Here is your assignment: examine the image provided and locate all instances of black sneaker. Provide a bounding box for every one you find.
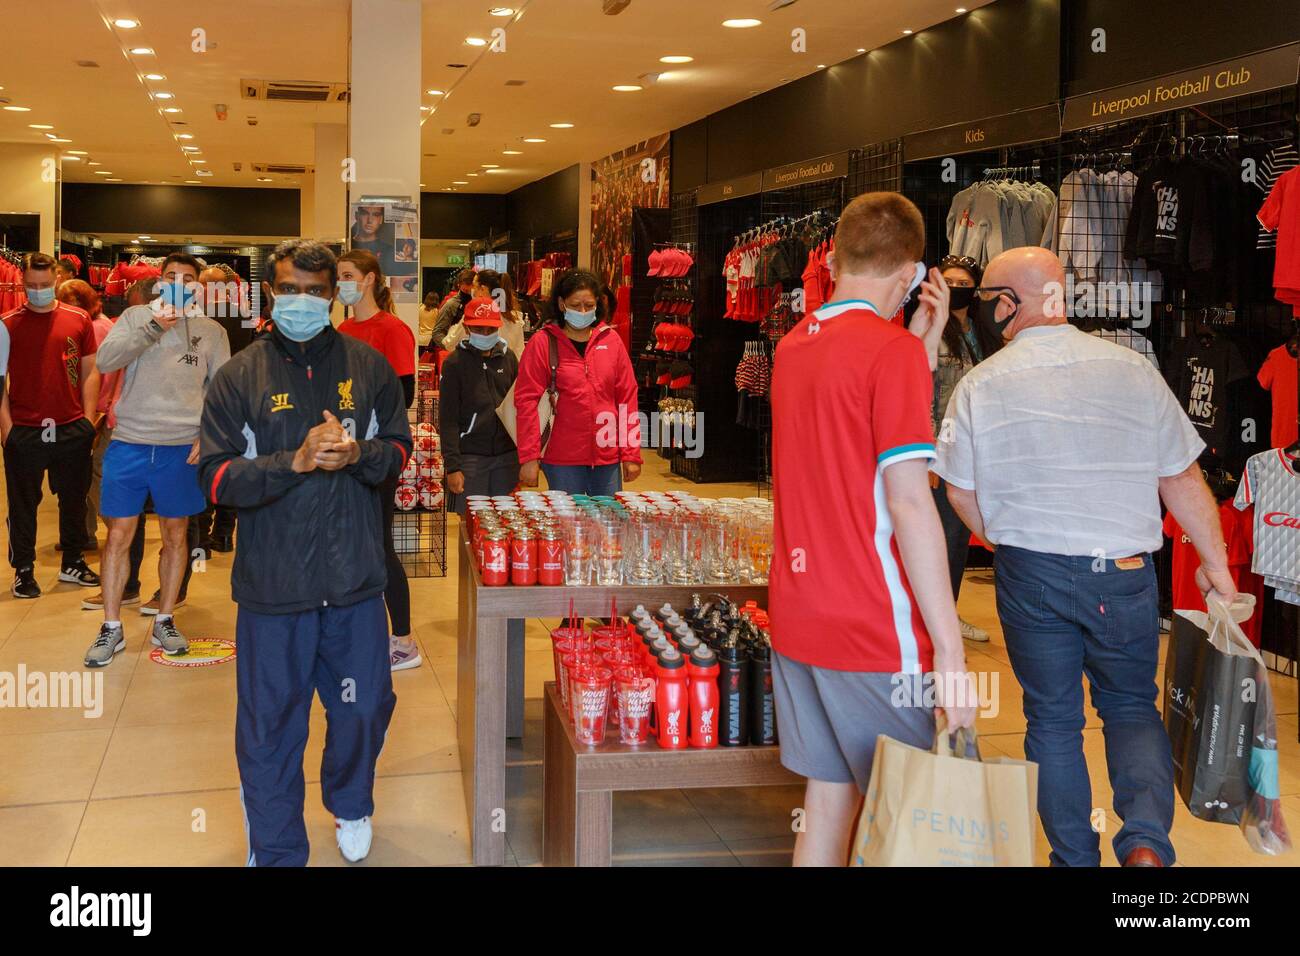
[209,533,234,553]
[12,566,41,599]
[59,559,101,588]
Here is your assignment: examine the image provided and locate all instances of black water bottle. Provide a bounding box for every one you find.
[747,632,777,746]
[717,632,749,747]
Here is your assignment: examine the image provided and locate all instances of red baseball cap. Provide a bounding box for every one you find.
[463,296,503,328]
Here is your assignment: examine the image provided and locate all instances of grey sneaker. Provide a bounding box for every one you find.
[960,618,991,643]
[150,617,189,655]
[85,623,126,668]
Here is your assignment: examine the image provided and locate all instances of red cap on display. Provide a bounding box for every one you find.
[463,296,503,328]
[647,249,664,276]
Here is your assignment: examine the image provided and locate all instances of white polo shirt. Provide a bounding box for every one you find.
[933,324,1204,558]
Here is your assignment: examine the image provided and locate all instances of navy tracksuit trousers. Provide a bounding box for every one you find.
[235,596,396,866]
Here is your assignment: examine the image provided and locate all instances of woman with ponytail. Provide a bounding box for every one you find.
[337,249,420,671]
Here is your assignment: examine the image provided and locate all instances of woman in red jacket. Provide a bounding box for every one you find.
[515,269,641,495]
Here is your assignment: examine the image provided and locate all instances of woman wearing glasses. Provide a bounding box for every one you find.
[932,255,990,643]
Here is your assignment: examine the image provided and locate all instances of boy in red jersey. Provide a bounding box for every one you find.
[769,192,975,866]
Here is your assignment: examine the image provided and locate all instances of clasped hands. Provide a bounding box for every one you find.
[292,410,360,473]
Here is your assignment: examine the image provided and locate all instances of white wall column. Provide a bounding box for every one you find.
[0,143,60,253]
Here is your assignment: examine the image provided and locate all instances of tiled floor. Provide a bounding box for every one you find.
[0,457,1296,867]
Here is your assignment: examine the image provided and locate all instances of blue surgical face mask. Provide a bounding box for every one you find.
[158,280,197,310]
[272,293,333,342]
[468,331,500,351]
[26,286,55,308]
[564,308,597,330]
[337,280,364,307]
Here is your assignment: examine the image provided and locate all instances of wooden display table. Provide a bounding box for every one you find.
[455,525,771,866]
[542,682,799,866]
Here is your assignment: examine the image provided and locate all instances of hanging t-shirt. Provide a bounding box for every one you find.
[1125,158,1216,273]
[1163,503,1265,647]
[1258,342,1299,450]
[1165,334,1250,457]
[1234,448,1300,589]
[1258,166,1300,300]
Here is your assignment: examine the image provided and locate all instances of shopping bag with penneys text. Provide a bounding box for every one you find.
[1162,595,1291,855]
[851,721,1038,866]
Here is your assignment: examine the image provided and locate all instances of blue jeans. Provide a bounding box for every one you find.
[540,463,622,497]
[994,545,1174,867]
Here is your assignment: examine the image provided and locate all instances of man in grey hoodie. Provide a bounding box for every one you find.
[84,253,230,667]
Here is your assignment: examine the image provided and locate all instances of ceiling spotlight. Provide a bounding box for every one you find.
[503,148,522,155]
[453,180,469,185]
[88,161,101,166]
[144,73,165,81]
[29,124,54,129]
[153,92,174,99]
[61,155,81,161]
[522,137,546,143]
[466,173,479,177]
[113,18,140,28]
[817,64,826,68]
[67,149,88,155]
[426,89,445,96]
[129,47,153,55]
[465,36,488,46]
[176,133,193,139]
[106,178,123,182]
[488,6,516,15]
[185,180,200,184]
[612,85,642,92]
[483,169,507,174]
[956,7,968,11]
[3,105,31,112]
[162,107,181,113]
[50,137,72,143]
[94,170,113,175]
[903,29,914,35]
[722,18,762,28]
[481,163,500,168]
[257,177,272,182]
[549,122,574,129]
[660,55,693,64]
[857,47,866,53]
[182,146,200,152]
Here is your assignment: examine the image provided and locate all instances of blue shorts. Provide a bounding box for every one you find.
[101,441,205,519]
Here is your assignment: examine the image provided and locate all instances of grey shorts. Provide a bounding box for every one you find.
[772,651,935,792]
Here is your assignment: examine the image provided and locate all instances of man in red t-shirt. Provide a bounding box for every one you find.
[1,252,102,598]
[769,192,974,866]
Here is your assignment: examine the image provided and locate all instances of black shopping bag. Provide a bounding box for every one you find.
[1162,597,1291,854]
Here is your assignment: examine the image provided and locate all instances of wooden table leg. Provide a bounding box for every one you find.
[458,580,508,865]
[574,790,613,867]
[506,617,525,739]
[543,688,613,867]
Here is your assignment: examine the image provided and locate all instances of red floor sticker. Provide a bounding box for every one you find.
[149,638,236,668]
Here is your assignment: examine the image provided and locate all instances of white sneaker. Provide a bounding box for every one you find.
[390,635,422,672]
[336,816,372,862]
[960,618,990,643]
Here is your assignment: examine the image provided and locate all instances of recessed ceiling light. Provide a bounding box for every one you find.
[3,106,31,112]
[67,150,88,155]
[903,29,914,35]
[50,137,72,143]
[106,178,123,182]
[483,169,507,174]
[426,89,445,96]
[61,155,81,161]
[660,55,693,64]
[88,161,101,166]
[488,7,516,15]
[196,170,212,176]
[481,164,500,168]
[162,107,181,113]
[722,18,762,28]
[817,64,826,69]
[466,173,479,177]
[612,85,642,92]
[113,18,140,29]
[94,170,113,175]
[453,181,469,185]
[185,180,200,184]
[144,73,165,81]
[129,47,153,55]
[153,92,174,99]
[419,182,425,187]
[176,133,193,140]
[502,148,522,155]
[465,36,488,46]
[28,124,54,129]
[522,137,546,143]
[182,146,200,151]
[138,236,151,240]
[257,177,272,182]
[549,122,574,129]
[956,7,968,12]
[857,48,866,53]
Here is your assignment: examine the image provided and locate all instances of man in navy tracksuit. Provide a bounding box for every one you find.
[199,240,412,866]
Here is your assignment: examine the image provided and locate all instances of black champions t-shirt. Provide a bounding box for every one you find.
[1166,334,1250,457]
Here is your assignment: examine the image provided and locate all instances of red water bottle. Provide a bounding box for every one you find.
[655,647,689,750]
[687,645,720,749]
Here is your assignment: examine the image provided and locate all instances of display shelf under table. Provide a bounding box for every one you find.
[455,525,771,866]
[541,682,797,866]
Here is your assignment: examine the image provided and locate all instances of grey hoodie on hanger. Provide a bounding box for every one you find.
[96,302,231,445]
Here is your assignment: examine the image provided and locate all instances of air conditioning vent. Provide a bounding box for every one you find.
[252,163,314,175]
[241,80,349,103]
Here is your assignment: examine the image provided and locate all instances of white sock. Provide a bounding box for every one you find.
[156,614,173,623]
[104,620,121,628]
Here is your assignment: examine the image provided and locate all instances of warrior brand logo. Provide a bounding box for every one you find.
[1263,512,1300,529]
[270,393,294,413]
[337,378,356,411]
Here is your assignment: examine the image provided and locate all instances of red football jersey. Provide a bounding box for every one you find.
[338,310,416,377]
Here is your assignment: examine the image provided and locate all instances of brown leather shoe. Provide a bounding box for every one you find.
[1123,847,1165,867]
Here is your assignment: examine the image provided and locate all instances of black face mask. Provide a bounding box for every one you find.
[948,287,976,312]
[459,290,472,304]
[973,288,1021,356]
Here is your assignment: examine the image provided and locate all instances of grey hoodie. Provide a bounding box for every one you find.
[96,303,231,445]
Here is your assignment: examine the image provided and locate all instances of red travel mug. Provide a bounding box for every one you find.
[615,667,656,746]
[654,647,690,750]
[481,530,510,587]
[510,531,538,586]
[537,532,564,585]
[687,646,720,749]
[569,666,613,746]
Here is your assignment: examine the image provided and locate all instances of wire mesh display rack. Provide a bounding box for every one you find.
[393,382,447,577]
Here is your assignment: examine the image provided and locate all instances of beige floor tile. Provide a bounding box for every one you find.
[0,728,113,806]
[115,658,238,727]
[0,801,86,865]
[93,718,240,799]
[68,789,249,866]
